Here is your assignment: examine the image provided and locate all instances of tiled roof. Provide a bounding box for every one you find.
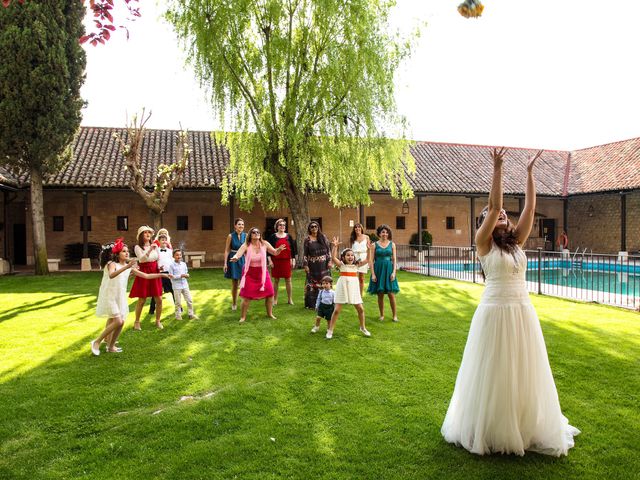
[409,142,569,196]
[0,166,19,188]
[15,127,229,189]
[3,127,640,196]
[568,138,640,194]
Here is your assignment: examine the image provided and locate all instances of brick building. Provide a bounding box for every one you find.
[1,128,639,269]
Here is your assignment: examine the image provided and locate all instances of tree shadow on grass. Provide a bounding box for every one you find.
[0,272,102,295]
[0,294,93,324]
[0,271,638,479]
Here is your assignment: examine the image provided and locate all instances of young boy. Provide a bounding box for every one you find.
[311,276,335,334]
[167,249,198,320]
[149,229,174,315]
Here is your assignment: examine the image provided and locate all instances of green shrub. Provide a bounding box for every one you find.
[409,230,433,247]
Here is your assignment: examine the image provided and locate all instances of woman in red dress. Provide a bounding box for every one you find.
[267,218,297,305]
[129,225,164,330]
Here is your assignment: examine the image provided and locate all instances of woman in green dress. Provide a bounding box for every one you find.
[368,224,399,322]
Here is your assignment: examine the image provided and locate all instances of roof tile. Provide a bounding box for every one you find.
[3,127,640,196]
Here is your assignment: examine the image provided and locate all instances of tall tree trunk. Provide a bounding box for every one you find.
[283,180,310,266]
[30,167,48,275]
[150,210,163,232]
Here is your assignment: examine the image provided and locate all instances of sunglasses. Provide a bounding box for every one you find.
[310,225,318,229]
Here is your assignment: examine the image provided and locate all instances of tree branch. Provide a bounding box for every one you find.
[114,109,154,207]
[203,11,267,145]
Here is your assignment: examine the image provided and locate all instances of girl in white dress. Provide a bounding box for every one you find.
[350,223,371,297]
[441,147,580,456]
[90,239,169,356]
[326,237,370,339]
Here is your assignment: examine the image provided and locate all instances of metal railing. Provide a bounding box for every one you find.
[396,244,640,310]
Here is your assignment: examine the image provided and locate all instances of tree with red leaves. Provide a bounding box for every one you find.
[2,0,140,45]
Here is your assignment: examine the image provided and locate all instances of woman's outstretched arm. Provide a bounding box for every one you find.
[476,147,508,255]
[230,243,248,262]
[514,150,543,244]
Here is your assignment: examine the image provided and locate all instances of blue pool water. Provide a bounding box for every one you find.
[422,259,640,296]
[429,260,640,275]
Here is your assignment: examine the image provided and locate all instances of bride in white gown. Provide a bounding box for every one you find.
[441,147,580,456]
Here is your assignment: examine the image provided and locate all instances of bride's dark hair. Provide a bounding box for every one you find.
[477,206,518,254]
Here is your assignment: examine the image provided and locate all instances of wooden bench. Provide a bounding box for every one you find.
[48,258,61,272]
[185,251,206,268]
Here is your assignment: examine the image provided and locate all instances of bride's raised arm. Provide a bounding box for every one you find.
[514,150,542,245]
[476,147,507,255]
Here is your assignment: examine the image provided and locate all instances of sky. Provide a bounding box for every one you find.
[80,0,640,151]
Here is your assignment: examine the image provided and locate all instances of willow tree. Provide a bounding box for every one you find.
[167,0,416,256]
[0,0,85,274]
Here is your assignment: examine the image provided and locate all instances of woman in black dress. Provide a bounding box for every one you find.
[302,221,332,309]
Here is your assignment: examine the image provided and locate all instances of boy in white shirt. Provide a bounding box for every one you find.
[149,230,174,315]
[168,249,198,320]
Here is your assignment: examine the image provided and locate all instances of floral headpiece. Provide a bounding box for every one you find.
[112,237,125,254]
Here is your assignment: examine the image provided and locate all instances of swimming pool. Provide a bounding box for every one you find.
[427,259,640,274]
[422,259,640,298]
[397,243,640,308]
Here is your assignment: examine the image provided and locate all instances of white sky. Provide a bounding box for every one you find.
[80,0,640,151]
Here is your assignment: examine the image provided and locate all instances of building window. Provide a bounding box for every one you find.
[446,216,455,230]
[177,215,189,231]
[310,217,322,231]
[396,216,406,230]
[53,216,64,232]
[365,216,376,230]
[421,216,428,229]
[265,217,279,238]
[80,216,92,231]
[117,216,128,231]
[202,215,213,231]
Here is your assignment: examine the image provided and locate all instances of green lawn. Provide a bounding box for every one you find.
[0,270,638,480]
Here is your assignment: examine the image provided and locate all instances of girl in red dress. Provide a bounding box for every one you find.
[230,227,286,323]
[129,225,164,330]
[267,218,297,305]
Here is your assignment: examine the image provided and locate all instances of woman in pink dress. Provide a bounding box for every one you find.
[129,225,164,330]
[230,227,286,323]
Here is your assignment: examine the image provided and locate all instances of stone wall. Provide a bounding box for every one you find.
[567,191,640,254]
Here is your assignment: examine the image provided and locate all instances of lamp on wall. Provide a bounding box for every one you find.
[587,204,594,217]
[401,201,409,214]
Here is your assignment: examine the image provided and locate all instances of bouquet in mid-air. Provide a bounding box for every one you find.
[458,0,484,18]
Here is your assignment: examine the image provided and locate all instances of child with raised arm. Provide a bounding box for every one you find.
[168,249,198,320]
[91,238,169,356]
[325,237,370,339]
[311,276,335,334]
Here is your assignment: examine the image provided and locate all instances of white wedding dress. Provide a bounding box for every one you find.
[441,243,580,456]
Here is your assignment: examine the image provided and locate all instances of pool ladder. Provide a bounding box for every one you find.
[571,248,588,272]
[570,248,594,285]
